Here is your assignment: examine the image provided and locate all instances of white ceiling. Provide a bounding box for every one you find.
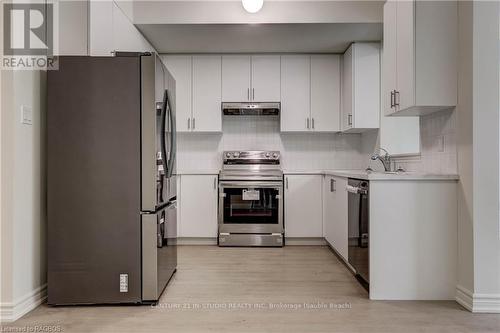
[137,23,382,54]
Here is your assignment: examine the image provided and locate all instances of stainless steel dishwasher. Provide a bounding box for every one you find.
[347,178,369,288]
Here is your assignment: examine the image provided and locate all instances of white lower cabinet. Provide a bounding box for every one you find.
[284,175,323,238]
[323,176,348,260]
[178,175,218,238]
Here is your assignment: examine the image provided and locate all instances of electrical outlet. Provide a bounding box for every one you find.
[21,105,32,125]
[119,274,128,293]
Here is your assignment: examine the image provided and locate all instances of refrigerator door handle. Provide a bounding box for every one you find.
[165,90,176,178]
[160,90,169,178]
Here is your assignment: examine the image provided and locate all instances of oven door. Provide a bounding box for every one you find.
[219,181,283,234]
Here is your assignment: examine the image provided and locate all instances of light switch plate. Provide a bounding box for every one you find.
[21,105,32,125]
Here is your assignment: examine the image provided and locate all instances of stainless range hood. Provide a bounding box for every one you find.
[222,102,280,116]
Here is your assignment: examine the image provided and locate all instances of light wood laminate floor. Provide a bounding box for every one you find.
[5,246,500,332]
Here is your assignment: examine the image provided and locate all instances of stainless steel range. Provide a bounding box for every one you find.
[218,151,284,247]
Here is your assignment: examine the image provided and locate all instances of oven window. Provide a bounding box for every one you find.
[223,187,279,224]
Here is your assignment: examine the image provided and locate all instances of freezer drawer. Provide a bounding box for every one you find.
[142,201,177,302]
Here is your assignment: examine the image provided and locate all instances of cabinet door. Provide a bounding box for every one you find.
[323,176,335,243]
[251,55,281,102]
[164,55,192,132]
[396,0,415,111]
[383,0,398,116]
[179,175,218,238]
[222,55,251,102]
[311,55,341,132]
[353,43,380,129]
[89,0,113,56]
[280,55,311,132]
[284,175,323,237]
[330,177,348,260]
[192,55,222,132]
[341,46,353,131]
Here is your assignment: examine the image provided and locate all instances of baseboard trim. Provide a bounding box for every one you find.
[0,284,47,322]
[285,237,326,246]
[456,285,474,311]
[456,285,500,313]
[177,237,218,245]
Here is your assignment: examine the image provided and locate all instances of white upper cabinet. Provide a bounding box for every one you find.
[341,43,381,132]
[89,1,112,56]
[192,55,222,132]
[164,55,222,133]
[89,1,155,56]
[281,55,341,132]
[222,55,251,102]
[280,55,311,132]
[163,55,192,133]
[384,0,457,116]
[311,55,341,132]
[251,55,281,102]
[222,55,281,102]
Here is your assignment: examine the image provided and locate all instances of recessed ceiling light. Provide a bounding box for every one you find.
[242,0,264,14]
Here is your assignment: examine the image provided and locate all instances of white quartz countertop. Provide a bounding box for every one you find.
[283,169,459,181]
[177,169,459,180]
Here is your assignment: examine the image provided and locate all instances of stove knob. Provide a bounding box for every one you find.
[265,152,271,158]
[226,152,232,158]
[273,153,279,159]
[234,152,240,158]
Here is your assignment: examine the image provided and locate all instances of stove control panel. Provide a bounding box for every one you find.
[223,151,281,164]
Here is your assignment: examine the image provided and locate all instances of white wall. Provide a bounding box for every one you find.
[471,0,500,308]
[454,0,500,313]
[456,0,474,302]
[0,70,47,322]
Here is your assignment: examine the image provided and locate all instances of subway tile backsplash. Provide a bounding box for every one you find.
[177,109,458,174]
[177,116,369,172]
[392,108,458,174]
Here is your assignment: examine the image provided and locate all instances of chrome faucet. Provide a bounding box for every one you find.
[371,148,392,172]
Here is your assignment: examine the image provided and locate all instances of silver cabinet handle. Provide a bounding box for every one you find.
[312,118,315,129]
[348,114,352,126]
[306,118,310,129]
[330,178,336,192]
[192,117,195,130]
[394,90,400,107]
[285,177,289,189]
[252,88,255,100]
[390,90,395,108]
[187,118,191,129]
[214,176,217,189]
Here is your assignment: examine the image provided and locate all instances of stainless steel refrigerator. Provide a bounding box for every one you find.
[47,53,177,305]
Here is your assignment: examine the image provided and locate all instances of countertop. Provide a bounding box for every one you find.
[177,169,459,181]
[283,169,460,181]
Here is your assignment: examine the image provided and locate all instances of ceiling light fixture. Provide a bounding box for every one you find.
[242,0,264,14]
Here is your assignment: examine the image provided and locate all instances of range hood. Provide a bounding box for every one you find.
[222,102,280,116]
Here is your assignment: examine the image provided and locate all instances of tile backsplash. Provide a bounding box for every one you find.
[392,108,458,174]
[177,109,458,174]
[177,116,369,172]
